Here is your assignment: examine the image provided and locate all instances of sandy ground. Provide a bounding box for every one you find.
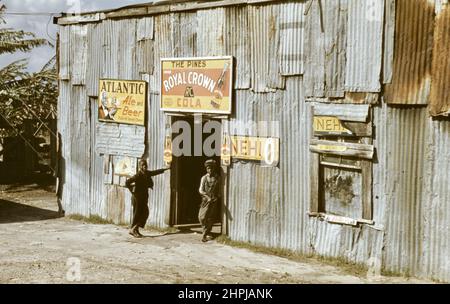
[0,183,433,284]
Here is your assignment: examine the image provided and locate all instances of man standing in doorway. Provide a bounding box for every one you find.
[126,159,170,238]
[198,159,220,242]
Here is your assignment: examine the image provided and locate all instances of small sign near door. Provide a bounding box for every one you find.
[160,57,233,114]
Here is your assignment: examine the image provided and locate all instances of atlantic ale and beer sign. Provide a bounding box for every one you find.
[160,57,233,114]
[98,79,147,125]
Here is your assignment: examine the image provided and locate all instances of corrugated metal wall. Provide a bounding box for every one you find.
[58,0,450,282]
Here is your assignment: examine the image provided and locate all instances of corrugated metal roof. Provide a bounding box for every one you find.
[279,2,304,76]
[430,5,450,116]
[385,0,435,104]
[344,0,384,92]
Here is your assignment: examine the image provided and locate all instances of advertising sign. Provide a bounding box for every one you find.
[160,57,233,114]
[98,79,147,125]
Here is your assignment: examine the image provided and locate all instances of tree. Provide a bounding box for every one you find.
[0,4,57,137]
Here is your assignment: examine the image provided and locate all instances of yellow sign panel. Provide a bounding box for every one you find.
[229,136,279,167]
[313,116,352,135]
[160,57,233,114]
[317,145,347,152]
[98,79,147,125]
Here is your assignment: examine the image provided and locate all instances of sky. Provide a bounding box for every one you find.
[1,0,148,72]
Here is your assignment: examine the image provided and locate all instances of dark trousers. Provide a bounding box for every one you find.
[198,198,217,237]
[131,195,149,228]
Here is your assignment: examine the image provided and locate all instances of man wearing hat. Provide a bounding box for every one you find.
[125,159,170,238]
[198,159,221,242]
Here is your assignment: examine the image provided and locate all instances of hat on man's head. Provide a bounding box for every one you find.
[204,159,217,168]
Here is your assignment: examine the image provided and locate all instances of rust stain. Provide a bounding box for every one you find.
[430,6,450,116]
[344,92,379,105]
[385,0,435,105]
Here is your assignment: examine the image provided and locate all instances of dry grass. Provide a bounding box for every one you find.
[216,235,368,277]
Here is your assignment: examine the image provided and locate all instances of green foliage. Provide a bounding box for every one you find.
[0,5,57,137]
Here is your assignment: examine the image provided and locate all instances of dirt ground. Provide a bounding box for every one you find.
[0,183,433,284]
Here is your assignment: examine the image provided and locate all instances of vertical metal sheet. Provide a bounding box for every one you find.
[383,0,396,84]
[197,8,226,56]
[385,0,435,104]
[324,0,347,97]
[70,25,88,85]
[430,5,450,116]
[279,77,311,253]
[89,98,106,219]
[345,0,384,92]
[382,107,428,276]
[172,12,197,57]
[86,23,103,96]
[225,6,251,89]
[249,4,285,92]
[146,93,171,228]
[68,86,91,216]
[279,2,305,76]
[422,119,450,282]
[59,26,70,80]
[304,0,325,97]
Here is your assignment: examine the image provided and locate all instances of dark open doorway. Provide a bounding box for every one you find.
[170,115,222,228]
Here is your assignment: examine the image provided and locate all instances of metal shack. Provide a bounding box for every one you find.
[55,0,450,282]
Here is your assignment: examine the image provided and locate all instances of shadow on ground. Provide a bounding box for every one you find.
[0,199,61,224]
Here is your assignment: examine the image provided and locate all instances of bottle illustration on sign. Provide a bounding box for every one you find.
[164,134,172,166]
[221,131,231,166]
[211,62,229,109]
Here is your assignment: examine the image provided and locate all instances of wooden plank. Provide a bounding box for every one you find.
[313,103,369,122]
[105,7,149,19]
[310,106,320,213]
[57,13,104,25]
[361,136,373,220]
[310,139,374,160]
[361,159,373,220]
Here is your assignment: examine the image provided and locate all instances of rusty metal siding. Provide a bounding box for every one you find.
[304,0,325,97]
[344,0,384,92]
[249,4,285,93]
[430,5,450,116]
[225,6,251,89]
[136,17,155,75]
[385,0,435,104]
[102,19,138,80]
[197,8,226,56]
[279,2,304,76]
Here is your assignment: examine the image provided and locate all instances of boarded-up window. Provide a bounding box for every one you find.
[310,104,373,224]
